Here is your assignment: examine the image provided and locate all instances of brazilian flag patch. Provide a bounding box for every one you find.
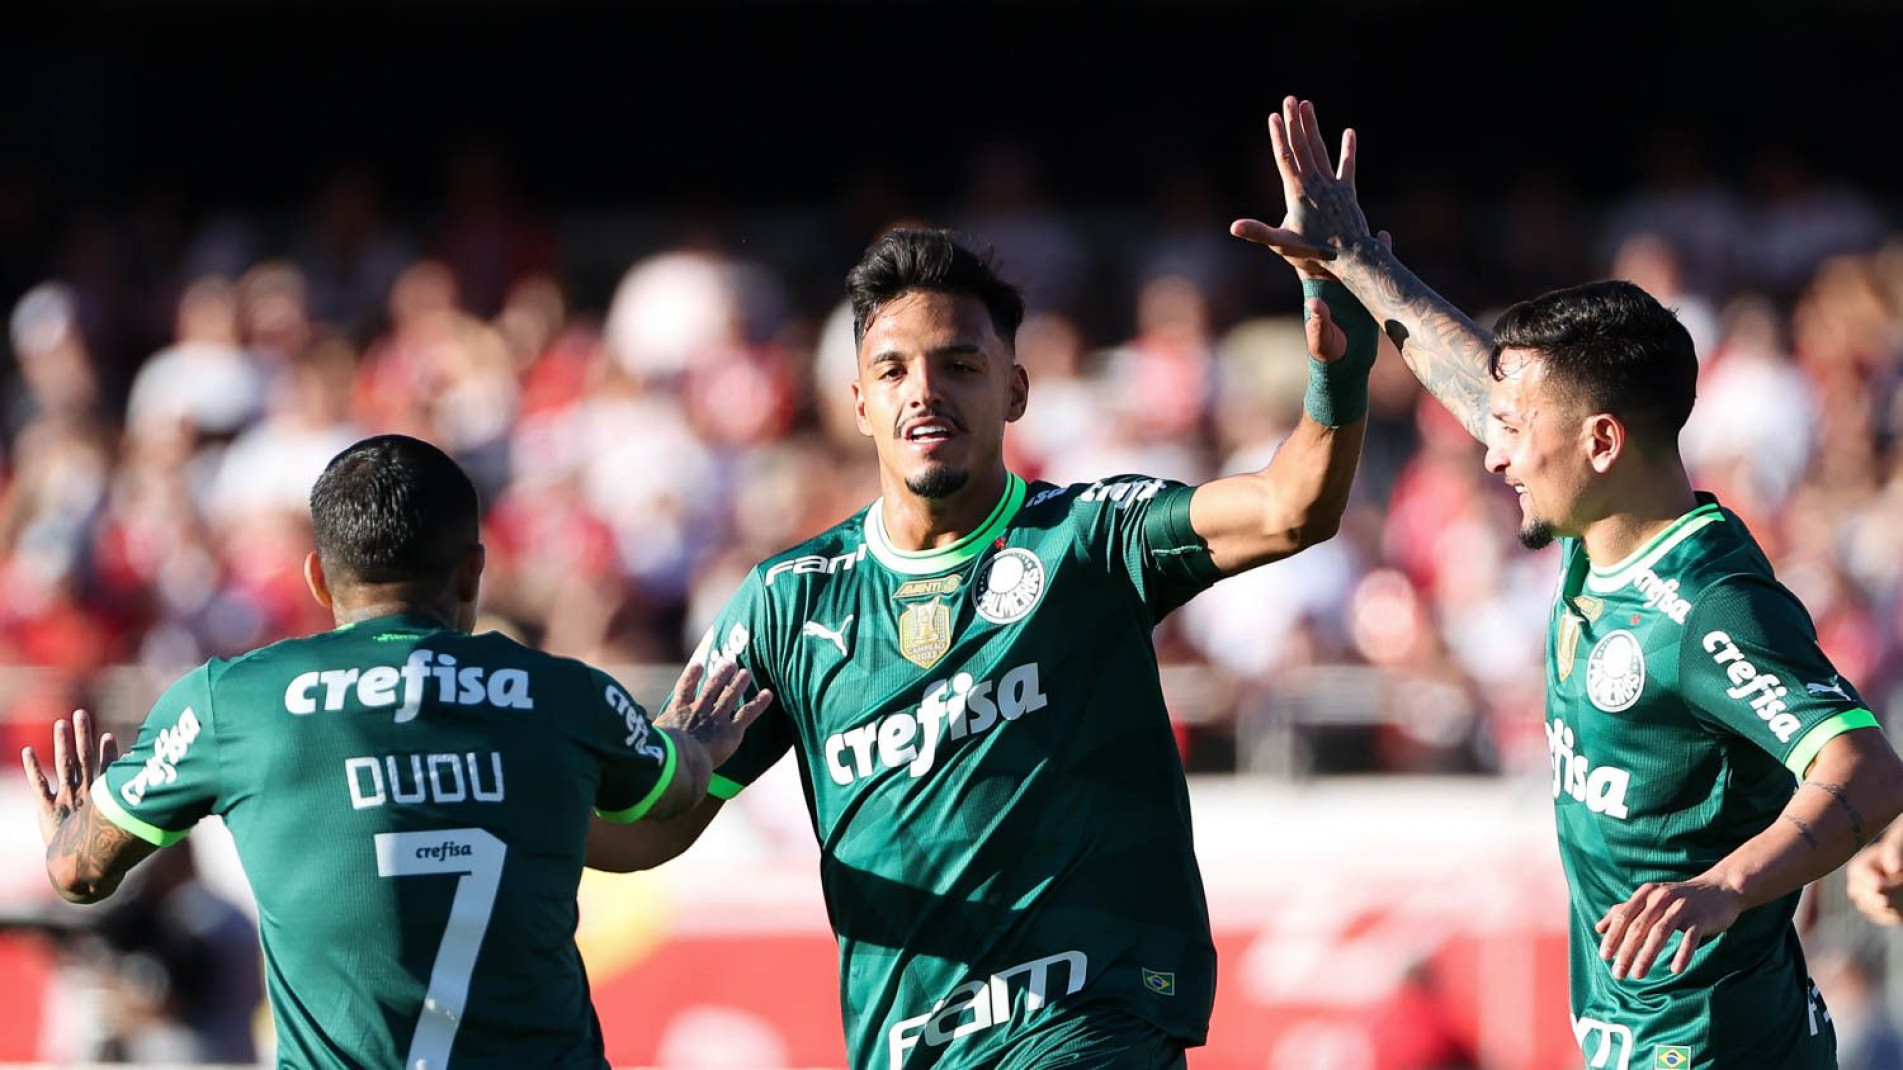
[1654,1046,1692,1069]
[1141,969,1175,996]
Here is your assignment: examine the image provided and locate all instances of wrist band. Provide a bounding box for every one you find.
[1301,278,1377,427]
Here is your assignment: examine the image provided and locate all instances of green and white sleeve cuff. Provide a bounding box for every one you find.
[597,731,680,824]
[90,778,193,847]
[1785,708,1881,778]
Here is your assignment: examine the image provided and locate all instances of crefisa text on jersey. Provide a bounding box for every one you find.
[1632,567,1692,624]
[1703,630,1804,742]
[1547,716,1632,819]
[283,649,535,723]
[825,663,1049,785]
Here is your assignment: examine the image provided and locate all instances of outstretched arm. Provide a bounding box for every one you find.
[587,796,728,873]
[1231,97,1495,442]
[24,711,156,904]
[1188,287,1368,575]
[1331,242,1494,442]
[588,660,769,872]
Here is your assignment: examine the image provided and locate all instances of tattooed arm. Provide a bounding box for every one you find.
[1595,729,1903,980]
[1331,242,1494,441]
[1231,96,1495,441]
[23,711,157,903]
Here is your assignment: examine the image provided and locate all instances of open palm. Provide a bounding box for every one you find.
[1231,97,1375,272]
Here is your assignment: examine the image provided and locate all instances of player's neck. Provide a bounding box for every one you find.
[330,597,460,631]
[1579,464,1701,570]
[878,467,1011,552]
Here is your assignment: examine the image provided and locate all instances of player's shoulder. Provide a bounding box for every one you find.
[1021,474,1183,524]
[1682,570,1811,638]
[1583,500,1764,619]
[461,625,571,666]
[204,627,346,690]
[1649,504,1777,605]
[1065,474,1182,509]
[750,503,875,593]
[218,621,590,696]
[452,628,616,696]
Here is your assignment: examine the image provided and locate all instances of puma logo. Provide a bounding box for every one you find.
[802,615,854,657]
[1806,676,1852,703]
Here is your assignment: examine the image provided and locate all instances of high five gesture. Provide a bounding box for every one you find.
[1230,97,1373,270]
[1232,96,1495,440]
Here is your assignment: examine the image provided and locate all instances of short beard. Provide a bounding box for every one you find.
[905,465,969,500]
[1519,519,1556,551]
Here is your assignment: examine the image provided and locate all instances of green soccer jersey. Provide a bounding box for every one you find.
[692,473,1221,1070]
[1547,496,1871,1070]
[93,612,679,1070]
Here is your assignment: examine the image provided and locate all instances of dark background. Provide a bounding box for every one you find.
[6,1,1900,213]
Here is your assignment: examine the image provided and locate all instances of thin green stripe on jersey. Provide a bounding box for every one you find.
[1549,494,1858,1069]
[95,613,675,1069]
[692,473,1221,1070]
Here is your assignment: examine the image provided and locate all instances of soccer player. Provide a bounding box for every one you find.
[1233,97,1903,1068]
[22,434,770,1069]
[586,226,1379,1068]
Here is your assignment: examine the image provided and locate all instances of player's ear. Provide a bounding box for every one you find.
[304,552,335,612]
[456,544,486,603]
[851,377,873,438]
[1586,412,1624,474]
[454,544,485,632]
[1006,359,1028,424]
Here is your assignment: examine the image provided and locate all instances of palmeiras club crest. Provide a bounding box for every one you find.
[1585,629,1647,712]
[973,548,1046,625]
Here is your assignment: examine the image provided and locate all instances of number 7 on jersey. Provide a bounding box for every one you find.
[374,829,507,1070]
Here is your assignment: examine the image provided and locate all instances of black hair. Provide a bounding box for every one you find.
[1489,280,1698,443]
[309,434,479,589]
[846,228,1025,348]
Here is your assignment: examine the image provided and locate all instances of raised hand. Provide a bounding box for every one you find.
[23,709,118,848]
[1231,97,1374,268]
[657,659,774,769]
[23,708,152,903]
[1229,96,1496,442]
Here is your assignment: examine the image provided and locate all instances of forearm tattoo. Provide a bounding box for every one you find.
[1337,246,1494,441]
[48,807,136,891]
[1782,813,1821,849]
[1804,779,1868,844]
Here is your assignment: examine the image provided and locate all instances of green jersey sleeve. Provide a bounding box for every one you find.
[690,570,793,799]
[588,667,682,823]
[92,663,221,847]
[1072,475,1222,622]
[1680,575,1878,776]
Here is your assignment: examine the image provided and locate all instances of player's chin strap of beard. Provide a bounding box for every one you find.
[1301,278,1379,427]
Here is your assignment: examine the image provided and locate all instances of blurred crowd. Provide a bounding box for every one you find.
[0,125,1902,1068]
[0,138,1899,791]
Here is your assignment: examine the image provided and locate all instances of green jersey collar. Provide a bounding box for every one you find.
[863,473,1026,576]
[1584,495,1724,594]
